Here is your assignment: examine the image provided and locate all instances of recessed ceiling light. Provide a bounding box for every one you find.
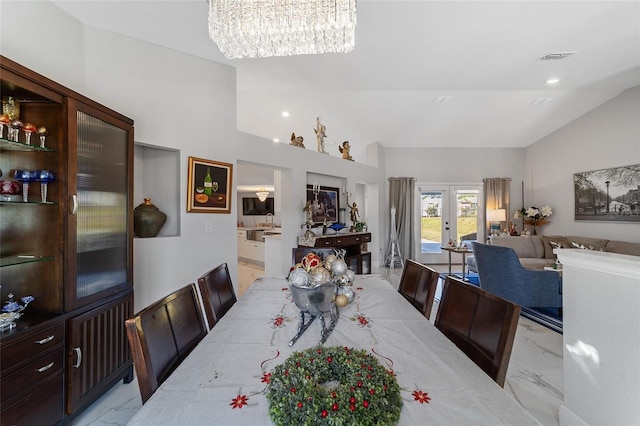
[281,111,290,117]
[547,78,560,85]
[273,138,280,143]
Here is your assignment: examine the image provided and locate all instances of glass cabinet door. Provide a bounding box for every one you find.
[67,100,133,309]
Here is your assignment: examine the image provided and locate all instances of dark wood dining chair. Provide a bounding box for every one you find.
[292,247,337,264]
[125,283,207,403]
[434,276,521,387]
[397,259,439,319]
[197,263,237,329]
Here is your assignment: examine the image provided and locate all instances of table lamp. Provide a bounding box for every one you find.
[488,209,506,235]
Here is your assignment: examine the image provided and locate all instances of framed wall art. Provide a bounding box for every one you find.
[574,164,640,222]
[306,185,340,224]
[187,156,233,213]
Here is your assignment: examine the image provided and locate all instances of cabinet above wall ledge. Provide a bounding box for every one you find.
[0,55,135,425]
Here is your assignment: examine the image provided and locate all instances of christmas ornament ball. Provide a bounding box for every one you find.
[335,294,349,307]
[308,266,332,286]
[288,267,310,287]
[331,259,348,276]
[346,269,356,283]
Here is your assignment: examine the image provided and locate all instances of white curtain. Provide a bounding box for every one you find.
[483,178,511,235]
[385,177,416,263]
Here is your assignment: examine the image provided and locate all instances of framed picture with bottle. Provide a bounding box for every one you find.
[187,156,233,213]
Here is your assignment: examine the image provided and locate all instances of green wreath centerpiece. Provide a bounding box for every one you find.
[267,345,402,426]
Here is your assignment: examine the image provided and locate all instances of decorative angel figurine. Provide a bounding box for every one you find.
[290,132,305,148]
[338,141,353,161]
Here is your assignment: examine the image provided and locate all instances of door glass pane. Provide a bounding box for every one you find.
[456,190,479,243]
[76,111,128,298]
[420,191,443,253]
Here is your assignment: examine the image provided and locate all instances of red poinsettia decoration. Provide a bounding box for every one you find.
[261,372,271,384]
[412,389,431,404]
[230,394,249,409]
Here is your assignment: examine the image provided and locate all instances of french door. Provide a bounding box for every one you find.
[415,184,483,264]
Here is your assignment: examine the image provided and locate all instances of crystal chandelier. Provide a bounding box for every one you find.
[208,0,357,59]
[256,189,270,202]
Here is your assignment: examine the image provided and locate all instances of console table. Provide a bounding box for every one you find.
[299,232,371,274]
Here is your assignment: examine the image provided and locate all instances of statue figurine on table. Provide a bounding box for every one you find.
[348,201,359,232]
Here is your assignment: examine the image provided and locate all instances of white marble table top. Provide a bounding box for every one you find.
[127,274,539,425]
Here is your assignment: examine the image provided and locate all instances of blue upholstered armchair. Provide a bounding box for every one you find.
[471,242,562,309]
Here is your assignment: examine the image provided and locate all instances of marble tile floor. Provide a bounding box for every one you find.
[71,263,563,426]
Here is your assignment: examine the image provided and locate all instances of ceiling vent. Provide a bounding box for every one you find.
[540,52,578,61]
[433,96,453,104]
[530,98,553,106]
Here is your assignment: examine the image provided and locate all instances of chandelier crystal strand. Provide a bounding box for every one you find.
[209,0,357,59]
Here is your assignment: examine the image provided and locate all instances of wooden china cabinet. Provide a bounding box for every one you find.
[0,56,134,425]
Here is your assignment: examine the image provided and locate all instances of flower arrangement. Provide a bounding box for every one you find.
[266,345,402,426]
[514,205,552,234]
[2,293,35,313]
[0,293,35,331]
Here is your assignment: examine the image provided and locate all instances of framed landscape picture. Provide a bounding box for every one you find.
[306,185,339,224]
[574,164,640,222]
[187,156,233,213]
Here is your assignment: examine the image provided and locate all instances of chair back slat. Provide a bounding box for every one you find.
[435,276,520,387]
[125,283,207,403]
[197,263,237,329]
[398,259,439,319]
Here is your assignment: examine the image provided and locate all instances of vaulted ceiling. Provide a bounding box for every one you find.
[51,1,640,162]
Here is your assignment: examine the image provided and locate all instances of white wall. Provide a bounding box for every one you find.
[3,2,637,312]
[1,1,385,310]
[382,147,527,249]
[525,87,640,242]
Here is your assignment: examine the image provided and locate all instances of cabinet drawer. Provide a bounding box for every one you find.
[356,233,371,243]
[1,372,64,426]
[1,323,65,369]
[1,344,64,399]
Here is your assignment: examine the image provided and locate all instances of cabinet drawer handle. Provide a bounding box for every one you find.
[70,194,78,215]
[73,347,82,368]
[36,362,55,373]
[35,335,55,345]
[355,237,360,241]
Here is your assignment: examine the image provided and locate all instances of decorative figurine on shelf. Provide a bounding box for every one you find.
[509,222,519,236]
[313,116,327,153]
[347,201,359,231]
[289,132,305,148]
[338,140,353,161]
[301,200,315,238]
[0,293,35,331]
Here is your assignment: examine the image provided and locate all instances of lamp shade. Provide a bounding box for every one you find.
[487,209,506,222]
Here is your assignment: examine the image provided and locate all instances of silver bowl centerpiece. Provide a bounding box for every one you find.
[287,279,338,346]
[287,249,357,347]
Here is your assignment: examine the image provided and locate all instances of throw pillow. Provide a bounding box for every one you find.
[540,236,572,259]
[571,240,606,251]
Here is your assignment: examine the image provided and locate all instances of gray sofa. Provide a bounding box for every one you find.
[468,235,640,272]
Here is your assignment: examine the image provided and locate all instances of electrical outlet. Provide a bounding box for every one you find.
[205,222,213,233]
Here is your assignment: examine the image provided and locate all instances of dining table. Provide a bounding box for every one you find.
[126,274,539,425]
